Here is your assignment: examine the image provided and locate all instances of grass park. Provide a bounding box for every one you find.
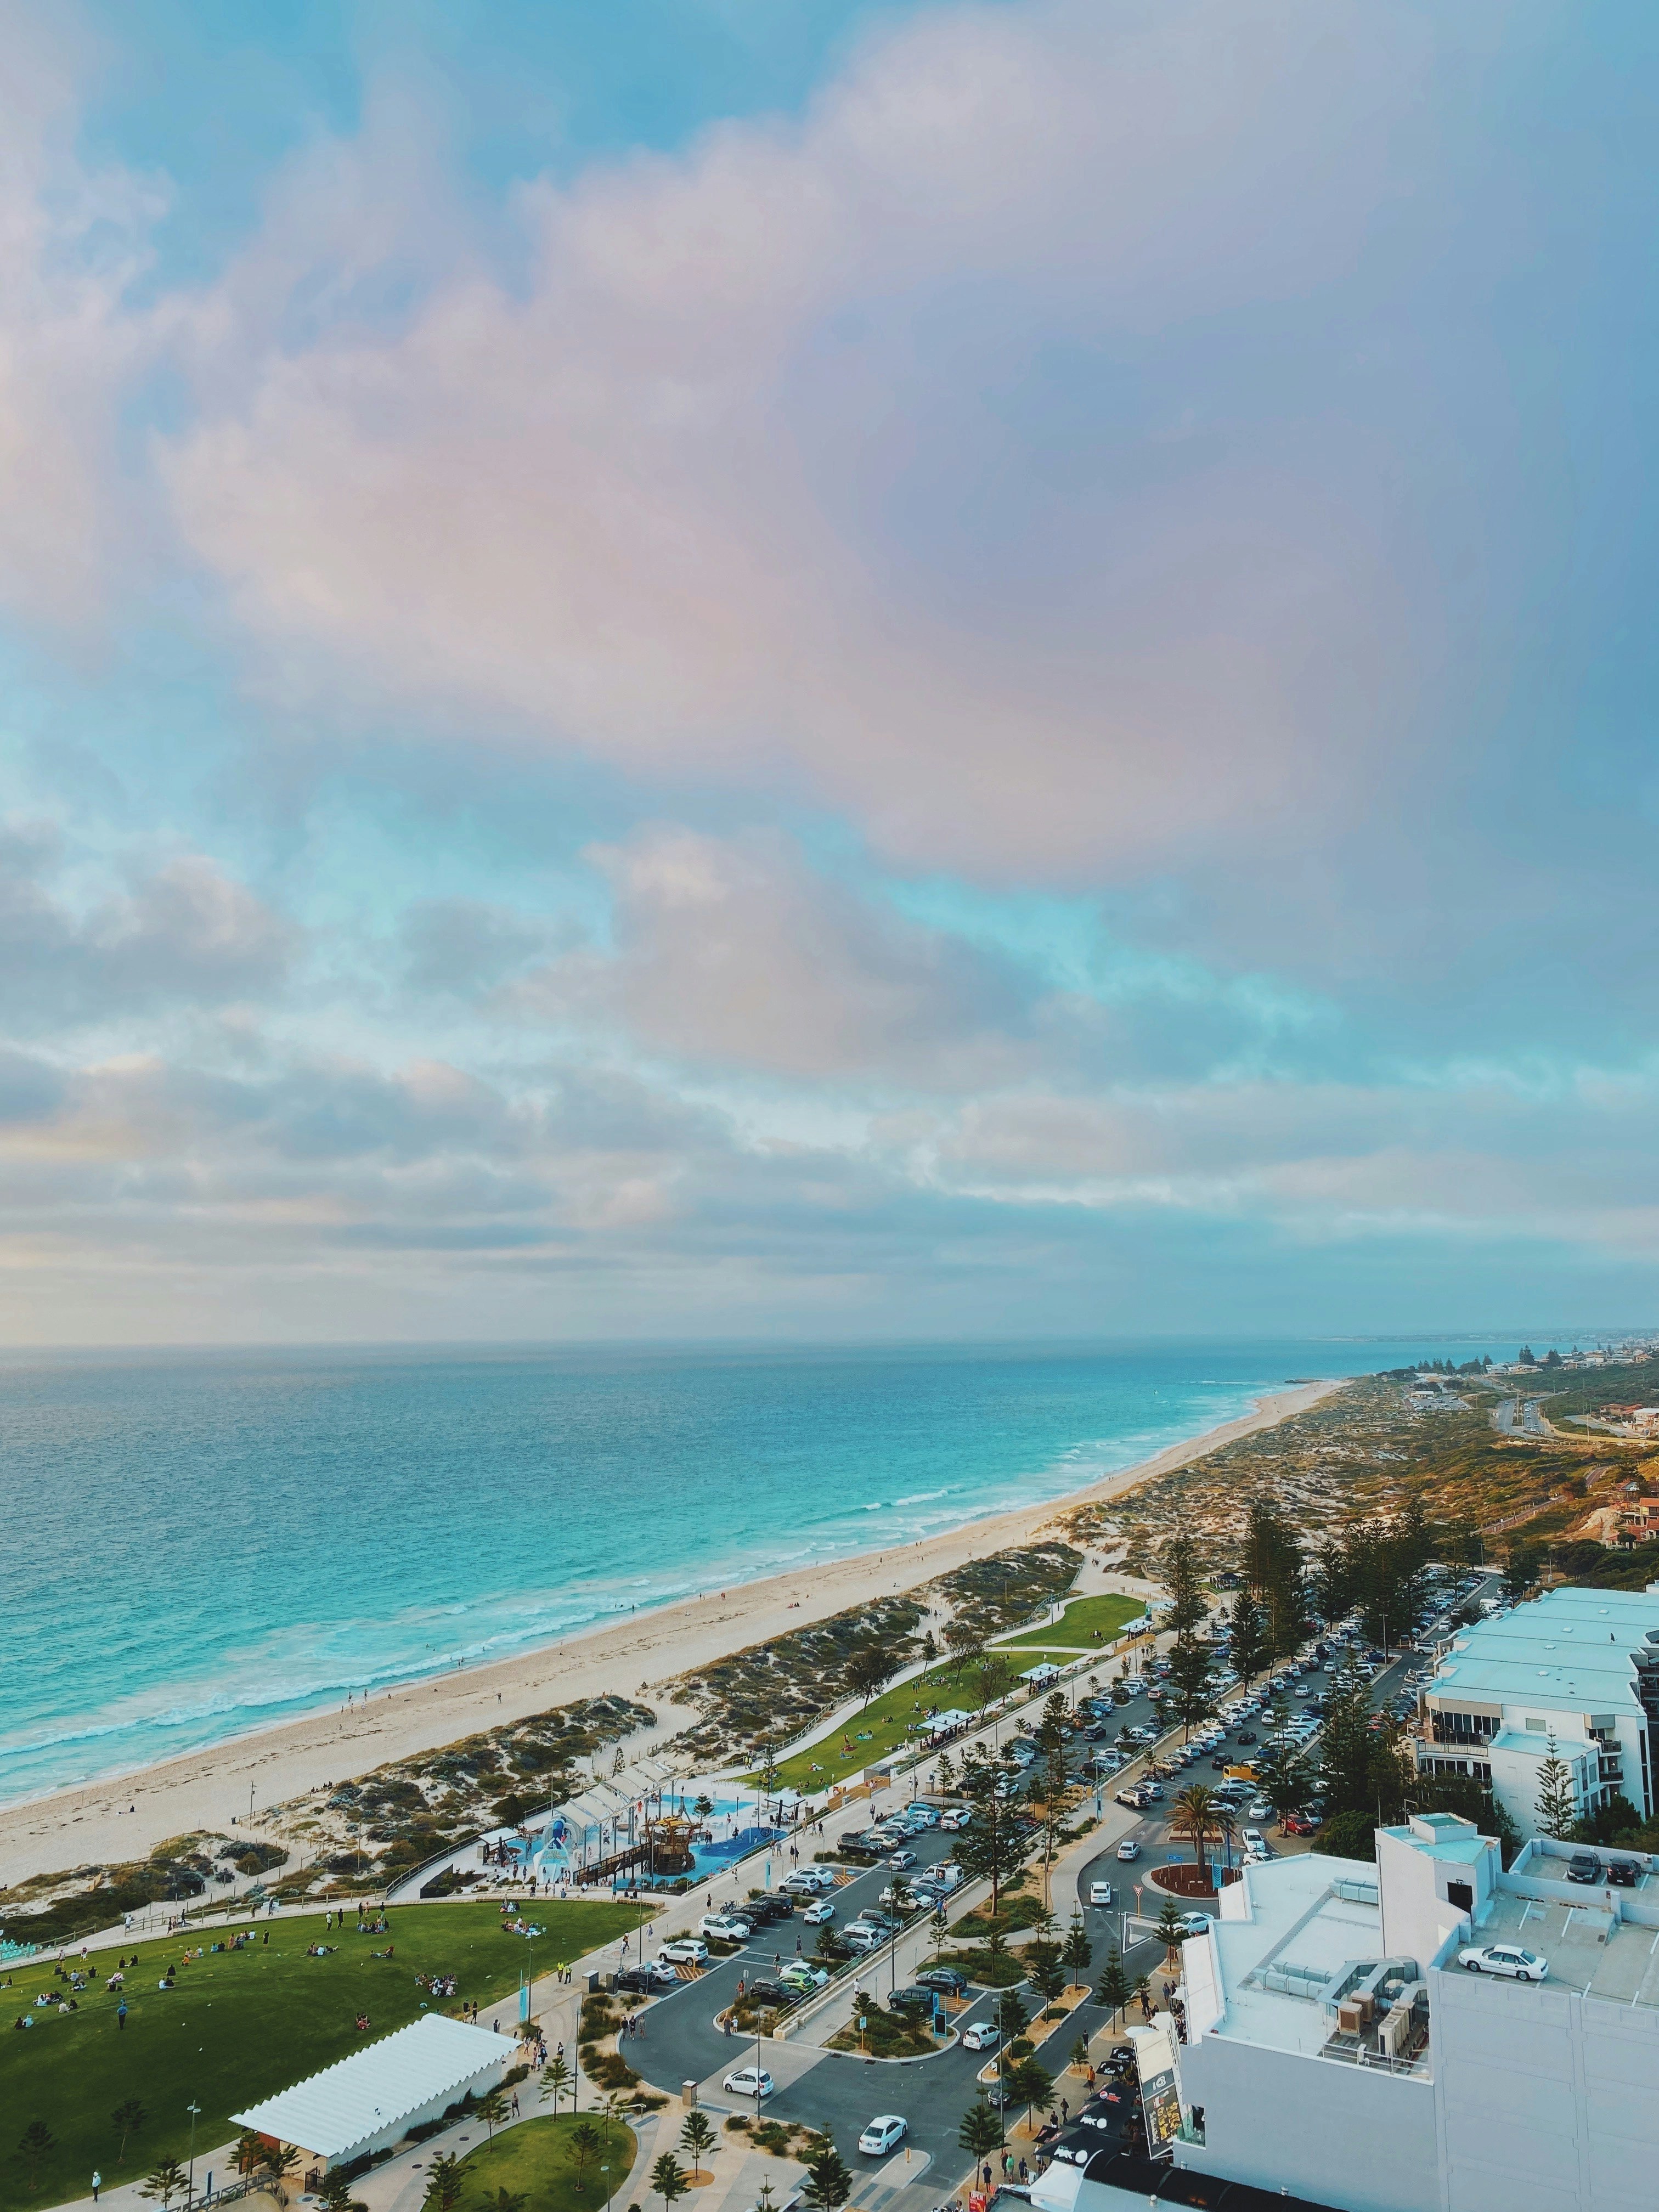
[0,1898,651,2212]
[448,2112,639,2212]
[759,1593,1148,1792]
[994,1594,1148,1650]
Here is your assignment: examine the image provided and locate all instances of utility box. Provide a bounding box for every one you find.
[681,2081,697,2108]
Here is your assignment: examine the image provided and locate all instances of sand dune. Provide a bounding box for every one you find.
[0,1379,1340,1889]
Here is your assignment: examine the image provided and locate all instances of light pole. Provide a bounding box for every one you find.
[185,2102,201,2210]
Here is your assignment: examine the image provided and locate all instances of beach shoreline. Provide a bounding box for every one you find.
[0,1376,1344,1888]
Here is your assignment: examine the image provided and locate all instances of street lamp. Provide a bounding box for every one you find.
[185,2103,201,2210]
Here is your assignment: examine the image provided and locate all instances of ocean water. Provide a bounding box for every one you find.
[0,1334,1522,1805]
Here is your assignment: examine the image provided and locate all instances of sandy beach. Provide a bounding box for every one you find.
[0,1377,1342,1889]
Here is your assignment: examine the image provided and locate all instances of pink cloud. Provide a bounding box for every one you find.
[157,0,1446,878]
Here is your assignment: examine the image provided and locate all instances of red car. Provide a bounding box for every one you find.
[1281,1813,1319,1837]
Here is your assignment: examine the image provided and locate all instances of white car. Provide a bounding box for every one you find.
[658,1938,709,1966]
[1116,1839,1141,1862]
[960,2018,1000,2051]
[887,1849,917,1869]
[1089,1880,1114,1907]
[905,1803,941,1827]
[803,1898,837,1925]
[1177,1911,1212,1936]
[1248,1800,1273,1820]
[859,2117,908,2157]
[1242,1828,1266,1853]
[843,1924,883,1952]
[700,1914,753,1940]
[1460,1944,1546,1982]
[784,1868,836,1895]
[723,2066,777,2100]
[939,1807,971,1830]
[779,1962,830,1993]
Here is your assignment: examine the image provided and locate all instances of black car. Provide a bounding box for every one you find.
[1606,1858,1641,1888]
[614,1965,675,1994]
[1209,1755,1230,1770]
[1566,1852,1601,1884]
[743,1979,797,2008]
[743,1893,794,1923]
[917,1966,968,1995]
[889,1984,937,2014]
[1237,1729,1258,1745]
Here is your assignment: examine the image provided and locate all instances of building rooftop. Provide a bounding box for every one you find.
[1425,1588,1659,1719]
[232,2013,520,2160]
[1383,1818,1489,1865]
[1189,1854,1418,2066]
[1474,1889,1659,2008]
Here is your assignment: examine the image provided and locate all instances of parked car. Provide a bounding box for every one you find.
[744,1893,794,1923]
[917,1966,968,1995]
[784,1867,836,1895]
[887,1849,917,1870]
[1606,1858,1641,1888]
[1116,1839,1141,1862]
[701,1913,754,1940]
[1566,1852,1601,1885]
[1459,1944,1545,1982]
[889,1985,937,2015]
[940,1806,972,1829]
[905,1803,941,1827]
[723,2066,776,2100]
[1282,1813,1318,1837]
[960,2018,1000,2051]
[1115,1788,1147,1810]
[1242,1829,1267,1853]
[1236,1729,1258,1746]
[743,1980,797,2008]
[780,1961,830,1992]
[1248,1799,1273,1820]
[802,1898,837,1925]
[843,1924,884,1953]
[859,2117,908,2157]
[1089,1880,1114,1907]
[615,1961,679,1993]
[1176,1912,1212,1936]
[658,1938,708,1965]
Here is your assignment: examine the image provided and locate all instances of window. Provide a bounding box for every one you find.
[1447,1881,1472,1912]
[1524,1717,1548,1732]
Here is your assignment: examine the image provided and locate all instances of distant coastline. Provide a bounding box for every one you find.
[0,1374,1344,1889]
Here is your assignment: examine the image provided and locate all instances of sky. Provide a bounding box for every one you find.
[1,0,1657,1345]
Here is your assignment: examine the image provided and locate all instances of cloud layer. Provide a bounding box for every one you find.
[0,0,1652,1339]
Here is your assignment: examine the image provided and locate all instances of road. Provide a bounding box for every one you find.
[627,1576,1504,2203]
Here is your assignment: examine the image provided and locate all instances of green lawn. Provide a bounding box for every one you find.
[760,1666,1003,1793]
[0,1899,650,2212]
[995,1595,1147,1650]
[455,2112,639,2212]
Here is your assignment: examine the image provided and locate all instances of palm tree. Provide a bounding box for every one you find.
[1167,1783,1224,1892]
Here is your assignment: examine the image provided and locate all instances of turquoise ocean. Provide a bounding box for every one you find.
[0,1335,1530,1805]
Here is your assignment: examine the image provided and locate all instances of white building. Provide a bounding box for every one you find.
[233,2013,520,2174]
[1034,1812,1659,2212]
[1413,1586,1659,1832]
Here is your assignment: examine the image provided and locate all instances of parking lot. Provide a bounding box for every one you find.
[624,1568,1502,2202]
